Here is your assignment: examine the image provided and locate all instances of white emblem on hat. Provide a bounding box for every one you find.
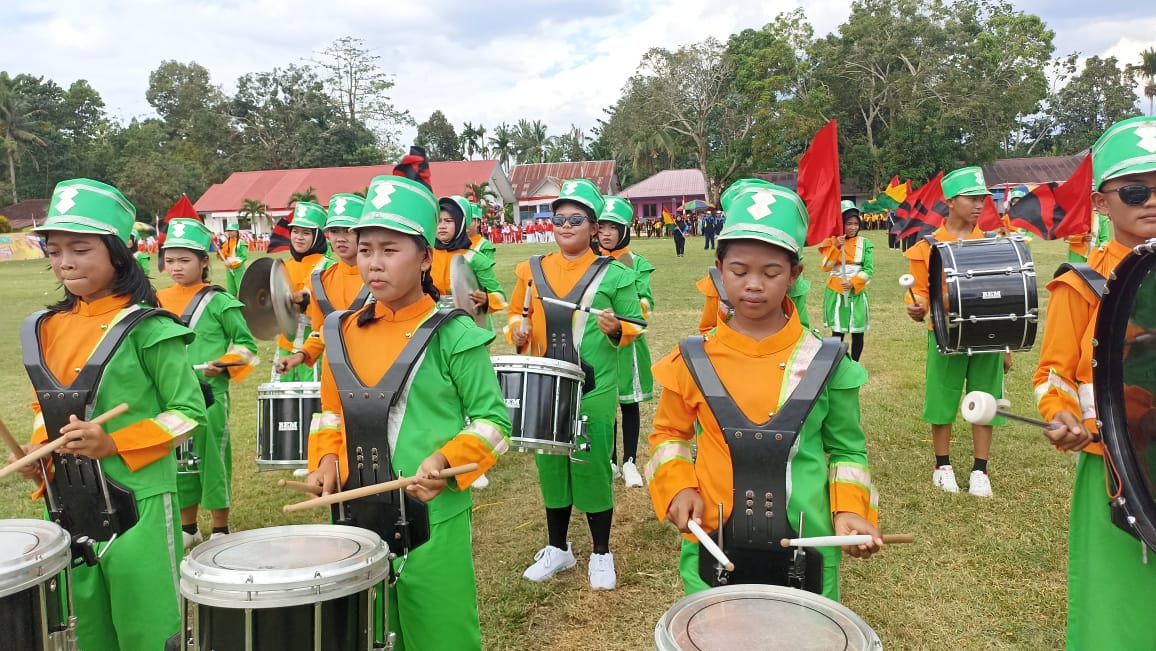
[371,183,396,209]
[333,197,348,215]
[171,222,187,238]
[55,187,79,213]
[561,180,580,196]
[1136,124,1156,154]
[748,189,776,220]
[296,203,309,218]
[974,170,985,186]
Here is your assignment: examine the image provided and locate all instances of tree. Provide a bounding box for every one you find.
[0,76,47,203]
[312,36,412,154]
[465,181,497,204]
[145,61,232,181]
[238,197,270,232]
[415,110,461,161]
[289,186,319,204]
[1139,48,1156,116]
[513,119,549,164]
[488,122,515,171]
[460,121,480,159]
[1043,55,1141,154]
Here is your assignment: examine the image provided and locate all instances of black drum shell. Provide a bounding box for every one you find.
[256,382,320,470]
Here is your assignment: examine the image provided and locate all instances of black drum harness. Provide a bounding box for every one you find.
[679,335,846,592]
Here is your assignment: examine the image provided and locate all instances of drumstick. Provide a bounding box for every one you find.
[517,280,533,354]
[0,403,130,480]
[193,361,247,371]
[687,519,734,572]
[0,417,25,459]
[898,274,918,302]
[282,463,479,513]
[278,479,323,495]
[540,296,648,327]
[779,533,915,548]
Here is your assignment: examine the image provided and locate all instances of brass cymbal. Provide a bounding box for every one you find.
[238,257,298,340]
[450,254,487,327]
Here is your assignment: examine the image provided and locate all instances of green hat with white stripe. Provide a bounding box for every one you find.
[439,195,474,228]
[226,220,240,231]
[1093,116,1156,189]
[551,178,604,220]
[325,194,365,229]
[717,182,809,255]
[290,201,327,230]
[941,166,992,199]
[599,195,633,226]
[35,178,137,245]
[355,175,439,246]
[161,219,213,252]
[840,199,859,214]
[719,178,774,211]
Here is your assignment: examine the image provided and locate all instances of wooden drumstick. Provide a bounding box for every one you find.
[0,417,25,459]
[278,479,323,495]
[780,533,915,548]
[0,403,130,480]
[540,296,648,327]
[687,519,734,572]
[282,463,479,513]
[517,280,533,354]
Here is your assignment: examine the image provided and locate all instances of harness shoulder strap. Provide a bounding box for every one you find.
[707,267,731,309]
[180,286,225,330]
[311,268,335,316]
[679,336,754,429]
[528,255,611,304]
[1054,262,1107,298]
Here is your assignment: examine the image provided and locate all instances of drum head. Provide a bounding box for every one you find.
[450,255,487,326]
[655,585,881,651]
[0,520,71,598]
[180,525,390,608]
[1094,241,1156,550]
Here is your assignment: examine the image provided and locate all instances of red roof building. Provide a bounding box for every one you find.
[508,161,618,221]
[621,169,708,220]
[194,161,514,233]
[0,199,50,231]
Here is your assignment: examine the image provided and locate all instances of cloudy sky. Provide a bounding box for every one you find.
[4,0,1153,145]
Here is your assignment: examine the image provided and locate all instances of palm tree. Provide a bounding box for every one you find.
[465,181,497,204]
[475,124,488,159]
[460,122,479,160]
[0,82,46,205]
[513,119,549,164]
[489,123,515,171]
[288,186,318,204]
[1141,48,1156,116]
[237,197,270,232]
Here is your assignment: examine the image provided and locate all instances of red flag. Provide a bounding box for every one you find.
[156,194,200,270]
[892,173,947,240]
[886,176,901,190]
[798,120,842,245]
[977,195,1002,232]
[267,217,293,253]
[1009,154,1093,240]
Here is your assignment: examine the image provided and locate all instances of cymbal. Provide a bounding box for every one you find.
[450,254,487,327]
[238,258,298,340]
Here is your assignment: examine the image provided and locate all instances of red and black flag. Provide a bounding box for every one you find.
[393,145,432,191]
[977,195,1003,232]
[267,216,293,253]
[1008,154,1093,240]
[156,194,200,270]
[891,172,948,240]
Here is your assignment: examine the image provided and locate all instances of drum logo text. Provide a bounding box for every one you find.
[982,291,1002,299]
[504,398,521,409]
[278,421,297,431]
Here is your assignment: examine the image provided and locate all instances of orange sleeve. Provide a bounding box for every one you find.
[108,420,179,471]
[695,275,719,335]
[306,358,348,481]
[645,352,700,524]
[904,241,931,307]
[818,239,840,271]
[1033,278,1094,425]
[503,263,532,345]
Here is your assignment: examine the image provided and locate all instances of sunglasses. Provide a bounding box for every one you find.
[1105,184,1156,206]
[550,215,589,227]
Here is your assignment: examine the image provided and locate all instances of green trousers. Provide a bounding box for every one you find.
[177,391,232,511]
[225,265,244,297]
[385,510,481,650]
[72,493,181,651]
[1067,453,1156,650]
[536,389,615,513]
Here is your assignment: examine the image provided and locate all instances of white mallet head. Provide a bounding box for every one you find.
[899,274,916,290]
[961,391,998,425]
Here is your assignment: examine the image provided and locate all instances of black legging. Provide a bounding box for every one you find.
[610,403,641,466]
[833,331,865,361]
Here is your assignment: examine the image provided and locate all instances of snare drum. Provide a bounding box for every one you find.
[491,355,585,454]
[256,382,320,470]
[928,236,1038,355]
[180,525,391,651]
[655,585,882,651]
[0,519,76,651]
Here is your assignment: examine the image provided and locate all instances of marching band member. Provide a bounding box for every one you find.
[818,201,874,361]
[506,178,645,590]
[646,180,880,600]
[272,201,329,382]
[157,218,259,547]
[278,194,369,375]
[904,166,1009,497]
[596,195,655,488]
[1033,115,1156,650]
[12,179,206,650]
[217,220,248,297]
[432,195,508,321]
[1065,210,1112,263]
[468,201,498,258]
[305,175,510,651]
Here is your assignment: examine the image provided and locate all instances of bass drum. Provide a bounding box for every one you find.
[1094,240,1156,551]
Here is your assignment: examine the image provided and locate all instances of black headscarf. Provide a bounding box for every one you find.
[435,198,472,251]
[597,221,630,252]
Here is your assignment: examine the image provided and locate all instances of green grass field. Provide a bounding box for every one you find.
[1,230,1074,650]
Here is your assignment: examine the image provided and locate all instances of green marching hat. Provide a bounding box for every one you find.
[355,175,439,246]
[717,181,809,256]
[600,195,634,225]
[719,177,774,210]
[226,220,240,231]
[1093,115,1156,189]
[941,166,992,199]
[290,201,327,230]
[325,194,366,229]
[840,199,860,215]
[35,178,137,245]
[439,195,474,228]
[552,178,605,219]
[161,219,213,252]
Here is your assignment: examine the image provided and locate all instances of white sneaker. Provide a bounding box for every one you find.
[932,465,960,493]
[622,459,644,488]
[588,552,617,590]
[182,529,203,550]
[968,470,993,497]
[611,462,622,480]
[209,531,228,541]
[523,543,577,582]
[472,473,490,489]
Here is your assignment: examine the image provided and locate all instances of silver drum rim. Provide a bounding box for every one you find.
[490,355,586,383]
[0,519,71,599]
[257,381,321,399]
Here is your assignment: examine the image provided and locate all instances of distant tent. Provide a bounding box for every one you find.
[0,233,46,261]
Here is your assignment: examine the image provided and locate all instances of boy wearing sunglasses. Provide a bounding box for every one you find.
[1033,115,1156,650]
[506,179,645,590]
